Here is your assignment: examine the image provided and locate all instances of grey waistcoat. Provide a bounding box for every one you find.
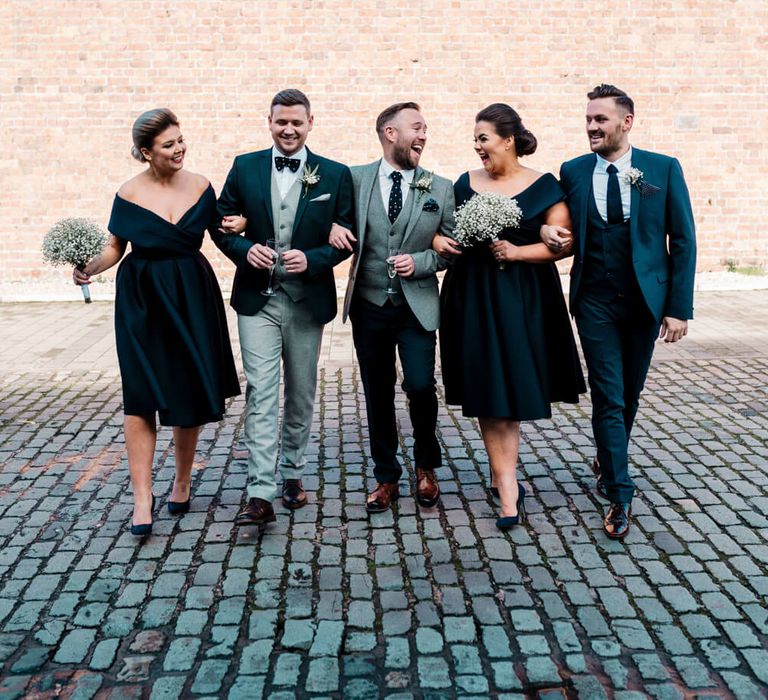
[355,187,412,307]
[270,171,304,302]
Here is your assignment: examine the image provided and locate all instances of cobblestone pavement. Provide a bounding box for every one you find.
[0,291,767,699]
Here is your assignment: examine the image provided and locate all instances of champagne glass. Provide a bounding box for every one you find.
[385,247,400,295]
[261,238,278,297]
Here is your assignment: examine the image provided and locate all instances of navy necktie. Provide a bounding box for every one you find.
[606,164,624,225]
[388,171,403,224]
[275,156,301,173]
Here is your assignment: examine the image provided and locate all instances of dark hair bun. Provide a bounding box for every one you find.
[514,129,537,157]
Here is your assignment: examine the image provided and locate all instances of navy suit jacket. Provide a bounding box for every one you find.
[212,147,354,324]
[560,147,696,323]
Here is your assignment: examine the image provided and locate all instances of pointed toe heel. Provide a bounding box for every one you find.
[495,515,520,530]
[131,494,155,538]
[168,498,191,515]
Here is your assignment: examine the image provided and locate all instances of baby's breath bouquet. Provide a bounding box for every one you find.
[453,192,522,269]
[42,218,107,303]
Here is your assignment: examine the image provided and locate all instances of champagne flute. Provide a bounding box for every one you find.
[261,238,278,297]
[385,247,400,295]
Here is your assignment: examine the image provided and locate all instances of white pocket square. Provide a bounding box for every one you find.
[310,193,331,202]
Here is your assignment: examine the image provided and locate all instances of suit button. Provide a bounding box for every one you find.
[390,232,395,236]
[280,224,287,230]
[281,204,287,211]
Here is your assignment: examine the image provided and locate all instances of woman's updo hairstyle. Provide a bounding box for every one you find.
[131,108,179,162]
[475,103,537,157]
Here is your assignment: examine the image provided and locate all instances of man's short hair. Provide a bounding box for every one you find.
[375,102,421,140]
[271,89,311,114]
[587,84,634,116]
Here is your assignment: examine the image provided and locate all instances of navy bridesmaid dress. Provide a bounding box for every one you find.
[108,184,240,427]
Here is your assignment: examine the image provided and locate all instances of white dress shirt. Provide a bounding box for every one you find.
[272,145,307,199]
[593,147,632,223]
[378,158,415,210]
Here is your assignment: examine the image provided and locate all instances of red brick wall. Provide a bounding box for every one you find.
[3,0,766,287]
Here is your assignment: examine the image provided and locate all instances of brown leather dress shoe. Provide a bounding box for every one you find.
[592,457,609,501]
[235,497,276,526]
[282,479,307,510]
[415,468,440,508]
[366,483,400,513]
[604,503,632,540]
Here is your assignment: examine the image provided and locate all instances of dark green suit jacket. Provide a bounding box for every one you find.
[213,147,355,324]
[560,147,696,323]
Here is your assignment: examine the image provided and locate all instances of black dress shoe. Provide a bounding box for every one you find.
[281,479,307,510]
[604,502,632,540]
[592,458,609,501]
[235,497,276,526]
[131,495,156,537]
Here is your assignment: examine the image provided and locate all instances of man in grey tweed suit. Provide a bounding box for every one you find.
[330,102,455,513]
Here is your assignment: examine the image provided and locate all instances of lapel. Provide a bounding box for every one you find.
[291,148,317,235]
[256,150,274,228]
[401,165,426,245]
[356,161,380,252]
[629,147,647,245]
[577,154,597,258]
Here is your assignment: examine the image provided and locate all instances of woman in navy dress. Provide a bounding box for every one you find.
[74,109,240,536]
[434,104,585,529]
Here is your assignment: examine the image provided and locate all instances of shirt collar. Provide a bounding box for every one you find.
[595,146,633,173]
[379,157,415,184]
[272,145,307,166]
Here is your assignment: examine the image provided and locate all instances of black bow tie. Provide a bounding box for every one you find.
[275,156,301,173]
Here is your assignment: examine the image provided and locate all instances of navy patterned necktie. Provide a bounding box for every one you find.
[606,164,624,224]
[388,171,403,224]
[275,156,301,173]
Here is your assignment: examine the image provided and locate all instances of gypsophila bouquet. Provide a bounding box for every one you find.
[42,218,107,303]
[453,192,522,269]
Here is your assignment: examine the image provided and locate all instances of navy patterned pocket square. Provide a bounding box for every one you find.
[422,198,439,212]
[639,181,661,199]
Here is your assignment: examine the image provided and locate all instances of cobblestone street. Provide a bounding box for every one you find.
[0,291,767,699]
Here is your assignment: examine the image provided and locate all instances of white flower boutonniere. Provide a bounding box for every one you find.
[410,171,433,199]
[621,167,661,198]
[299,163,321,198]
[622,167,644,189]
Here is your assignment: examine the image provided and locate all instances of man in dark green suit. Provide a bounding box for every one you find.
[543,84,696,540]
[212,89,354,527]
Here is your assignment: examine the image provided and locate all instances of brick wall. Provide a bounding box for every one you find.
[2,0,766,288]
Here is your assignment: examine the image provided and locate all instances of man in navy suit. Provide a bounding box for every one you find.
[543,84,696,540]
[213,89,354,527]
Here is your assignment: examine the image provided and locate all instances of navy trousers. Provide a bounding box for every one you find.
[575,293,658,504]
[350,297,440,484]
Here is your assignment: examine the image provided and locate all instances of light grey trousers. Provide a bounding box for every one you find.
[237,290,323,501]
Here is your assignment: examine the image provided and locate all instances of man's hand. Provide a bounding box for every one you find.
[659,317,688,343]
[220,215,247,234]
[282,249,308,275]
[540,224,573,254]
[391,254,415,278]
[246,243,277,269]
[432,234,462,258]
[329,223,357,251]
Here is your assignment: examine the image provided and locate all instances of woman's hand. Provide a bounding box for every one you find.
[540,224,573,254]
[490,239,518,263]
[432,234,462,258]
[221,215,247,234]
[73,267,91,286]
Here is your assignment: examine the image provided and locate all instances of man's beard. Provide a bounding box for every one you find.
[392,140,418,170]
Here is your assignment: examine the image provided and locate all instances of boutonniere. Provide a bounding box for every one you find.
[622,167,661,198]
[299,163,321,198]
[410,171,434,199]
[422,198,439,213]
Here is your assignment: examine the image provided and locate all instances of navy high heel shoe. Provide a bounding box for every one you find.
[168,496,191,515]
[495,483,527,530]
[489,467,499,499]
[131,495,155,537]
